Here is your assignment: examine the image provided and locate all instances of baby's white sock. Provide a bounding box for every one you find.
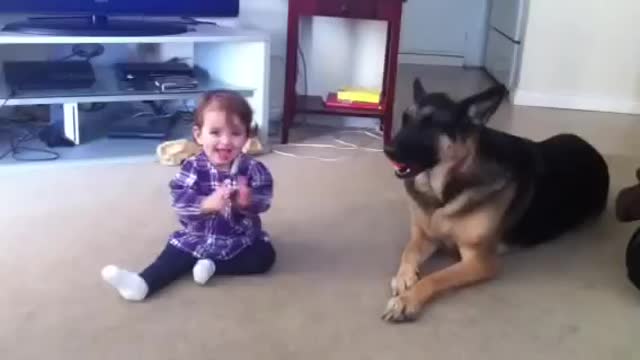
[192,259,216,285]
[101,265,149,301]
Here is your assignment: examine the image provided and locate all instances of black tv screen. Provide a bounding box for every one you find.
[0,0,241,35]
[0,0,240,17]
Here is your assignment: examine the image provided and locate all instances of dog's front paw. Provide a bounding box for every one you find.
[391,267,419,296]
[381,294,422,323]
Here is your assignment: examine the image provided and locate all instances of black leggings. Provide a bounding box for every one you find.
[139,240,276,297]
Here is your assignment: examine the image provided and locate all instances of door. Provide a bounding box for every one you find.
[484,0,528,89]
[485,29,519,88]
[489,0,527,41]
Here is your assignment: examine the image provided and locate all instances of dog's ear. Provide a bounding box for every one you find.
[413,78,428,103]
[461,84,507,125]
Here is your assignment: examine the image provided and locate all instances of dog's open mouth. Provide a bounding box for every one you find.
[391,161,423,179]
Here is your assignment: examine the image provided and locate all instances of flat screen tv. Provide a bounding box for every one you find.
[0,0,241,36]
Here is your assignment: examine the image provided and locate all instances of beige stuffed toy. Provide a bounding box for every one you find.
[156,137,264,166]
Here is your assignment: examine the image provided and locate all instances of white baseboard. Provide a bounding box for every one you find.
[301,115,379,129]
[268,115,379,134]
[398,53,464,67]
[512,90,640,115]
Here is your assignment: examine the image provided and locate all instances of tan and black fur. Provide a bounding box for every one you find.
[381,79,609,322]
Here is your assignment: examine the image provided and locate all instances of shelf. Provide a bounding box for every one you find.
[0,23,272,157]
[295,95,384,118]
[0,116,193,169]
[0,25,269,44]
[0,66,254,106]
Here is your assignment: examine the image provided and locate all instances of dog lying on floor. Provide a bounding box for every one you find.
[381,79,610,322]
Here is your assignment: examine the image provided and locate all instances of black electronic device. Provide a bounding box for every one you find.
[108,114,176,139]
[3,60,96,91]
[115,62,195,81]
[0,1,240,36]
[154,76,199,92]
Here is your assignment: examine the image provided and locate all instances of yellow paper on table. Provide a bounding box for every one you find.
[337,88,381,104]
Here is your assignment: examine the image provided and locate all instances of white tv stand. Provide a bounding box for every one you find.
[0,24,271,165]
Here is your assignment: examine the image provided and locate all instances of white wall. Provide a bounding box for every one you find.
[233,0,288,122]
[236,0,288,57]
[513,0,640,114]
[238,0,386,127]
[399,0,489,67]
[400,1,467,57]
[303,17,386,97]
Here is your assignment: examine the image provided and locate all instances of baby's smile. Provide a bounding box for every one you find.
[214,147,236,163]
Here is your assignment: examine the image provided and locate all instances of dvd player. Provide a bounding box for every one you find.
[3,61,96,91]
[115,62,195,81]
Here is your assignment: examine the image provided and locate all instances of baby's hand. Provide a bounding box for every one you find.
[201,183,231,214]
[235,176,252,209]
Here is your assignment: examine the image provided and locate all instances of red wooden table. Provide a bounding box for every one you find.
[280,0,405,145]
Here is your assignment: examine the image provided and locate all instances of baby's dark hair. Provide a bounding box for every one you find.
[194,90,254,136]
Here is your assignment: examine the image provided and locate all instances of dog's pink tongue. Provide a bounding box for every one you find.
[391,161,406,170]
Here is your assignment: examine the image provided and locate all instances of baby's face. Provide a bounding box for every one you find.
[194,110,248,169]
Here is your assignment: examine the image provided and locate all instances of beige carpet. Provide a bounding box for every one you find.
[2,64,640,358]
[1,145,639,359]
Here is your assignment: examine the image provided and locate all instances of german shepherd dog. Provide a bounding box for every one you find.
[381,79,610,322]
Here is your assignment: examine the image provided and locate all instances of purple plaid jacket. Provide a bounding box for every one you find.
[167,152,274,260]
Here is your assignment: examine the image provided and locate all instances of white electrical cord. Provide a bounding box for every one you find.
[272,129,384,162]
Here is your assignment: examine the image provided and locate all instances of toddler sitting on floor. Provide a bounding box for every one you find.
[101,90,276,301]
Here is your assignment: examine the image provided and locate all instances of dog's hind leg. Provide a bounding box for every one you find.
[383,245,499,322]
[391,220,438,296]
